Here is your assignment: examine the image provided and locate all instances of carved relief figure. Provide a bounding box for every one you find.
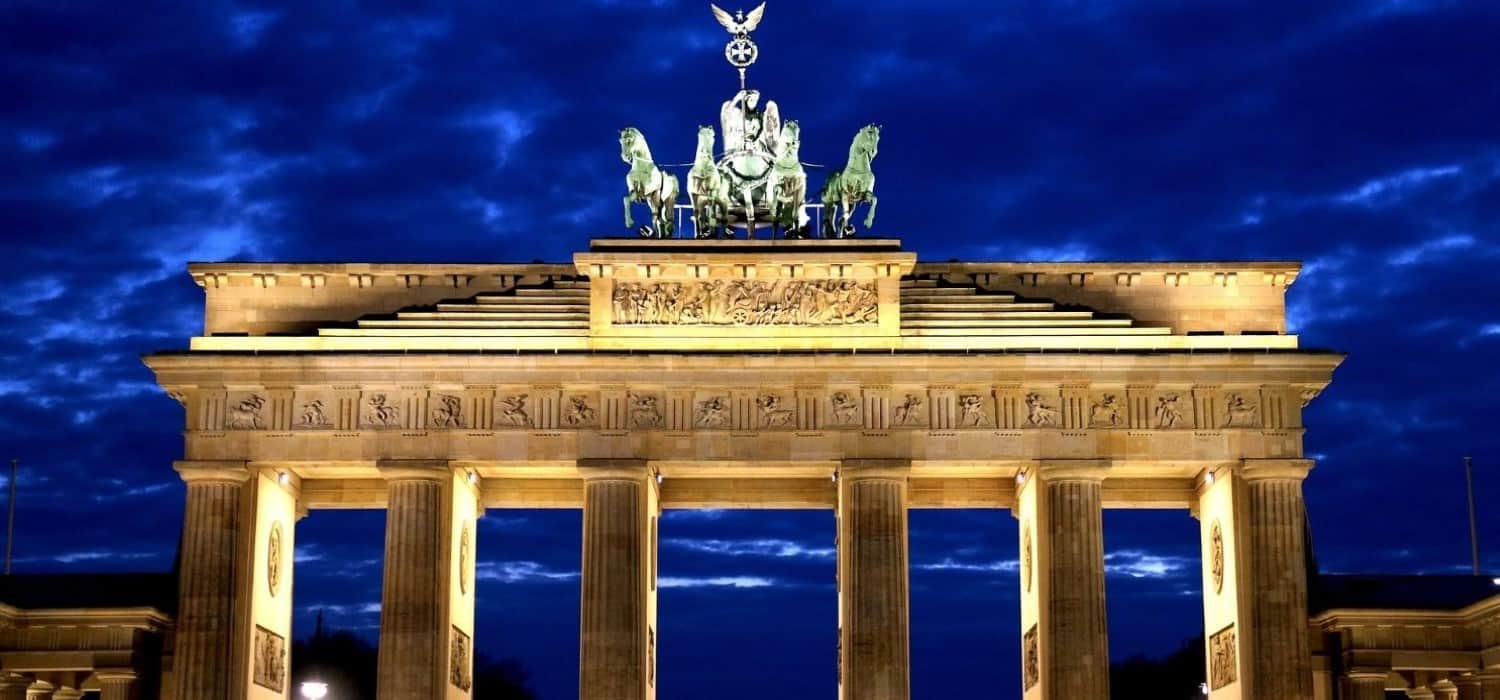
[893,393,925,426]
[1021,525,1033,593]
[609,279,877,327]
[1025,393,1059,427]
[756,394,794,428]
[253,626,286,692]
[364,394,400,428]
[498,394,529,427]
[564,395,596,427]
[696,396,730,428]
[296,399,329,428]
[829,391,861,425]
[430,394,464,429]
[1022,624,1040,691]
[1089,394,1124,428]
[1209,519,1225,595]
[631,394,662,428]
[458,525,472,595]
[1209,624,1238,689]
[267,522,283,597]
[958,394,989,427]
[1222,392,1260,428]
[227,395,266,430]
[1155,394,1184,429]
[450,626,473,691]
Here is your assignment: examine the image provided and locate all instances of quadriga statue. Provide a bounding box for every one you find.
[620,127,679,238]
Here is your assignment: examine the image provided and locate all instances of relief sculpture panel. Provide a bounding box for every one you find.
[610,279,877,326]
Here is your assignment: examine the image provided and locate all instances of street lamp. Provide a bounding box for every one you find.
[300,681,329,699]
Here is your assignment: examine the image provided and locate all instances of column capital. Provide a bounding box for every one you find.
[376,459,453,481]
[1451,674,1481,688]
[839,458,910,482]
[1238,458,1314,482]
[577,459,652,482]
[94,669,138,682]
[1345,668,1391,682]
[174,460,251,483]
[1407,687,1437,700]
[1033,459,1109,483]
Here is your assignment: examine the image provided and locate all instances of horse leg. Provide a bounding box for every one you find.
[864,192,878,228]
[623,194,634,229]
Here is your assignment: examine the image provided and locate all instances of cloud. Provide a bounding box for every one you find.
[663,537,834,560]
[658,576,776,589]
[477,560,581,584]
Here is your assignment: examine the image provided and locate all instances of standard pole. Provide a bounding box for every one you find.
[4,458,16,576]
[1466,456,1480,575]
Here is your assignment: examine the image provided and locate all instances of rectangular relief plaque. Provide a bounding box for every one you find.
[1209,623,1238,690]
[253,625,286,692]
[610,279,877,327]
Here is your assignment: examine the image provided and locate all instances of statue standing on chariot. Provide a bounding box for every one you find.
[621,3,879,240]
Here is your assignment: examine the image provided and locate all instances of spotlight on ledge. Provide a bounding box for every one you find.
[1204,471,1216,486]
[467,471,479,485]
[1014,471,1026,486]
[278,471,290,486]
[300,681,329,700]
[655,472,664,484]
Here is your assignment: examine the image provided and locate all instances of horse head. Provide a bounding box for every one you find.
[695,125,715,160]
[620,127,651,164]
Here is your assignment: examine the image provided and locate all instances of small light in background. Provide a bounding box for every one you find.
[467,471,479,485]
[655,472,664,484]
[831,472,838,483]
[1204,471,1216,486]
[300,681,329,699]
[1015,471,1026,486]
[277,471,290,486]
[1491,577,1500,587]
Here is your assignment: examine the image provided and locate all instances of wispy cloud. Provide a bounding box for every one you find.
[477,560,581,584]
[659,576,776,589]
[663,537,834,560]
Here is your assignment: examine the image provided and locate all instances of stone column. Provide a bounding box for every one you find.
[1433,680,1460,700]
[24,682,53,700]
[1453,676,1482,700]
[1409,688,1437,700]
[50,689,83,700]
[1242,461,1314,698]
[1195,459,1315,699]
[376,460,481,700]
[1344,670,1391,700]
[171,461,250,699]
[579,460,658,700]
[1479,672,1500,700]
[0,676,27,700]
[1015,461,1110,700]
[96,671,136,700]
[837,459,910,700]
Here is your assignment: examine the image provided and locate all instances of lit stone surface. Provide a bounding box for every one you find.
[578,461,658,700]
[837,460,911,700]
[171,465,249,699]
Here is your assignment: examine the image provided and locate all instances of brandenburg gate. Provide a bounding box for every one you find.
[145,237,1341,699]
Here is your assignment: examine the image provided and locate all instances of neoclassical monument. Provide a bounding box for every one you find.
[0,237,1495,699]
[145,236,1336,699]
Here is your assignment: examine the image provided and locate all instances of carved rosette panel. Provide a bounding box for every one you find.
[253,625,287,692]
[1022,623,1040,691]
[450,626,473,691]
[610,279,878,326]
[1209,519,1225,595]
[1209,624,1237,689]
[267,521,284,597]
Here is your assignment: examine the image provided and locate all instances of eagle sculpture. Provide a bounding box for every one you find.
[711,3,766,36]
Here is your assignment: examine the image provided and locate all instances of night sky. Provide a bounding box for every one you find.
[4,1,1500,698]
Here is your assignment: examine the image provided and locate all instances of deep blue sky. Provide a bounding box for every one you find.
[3,1,1499,698]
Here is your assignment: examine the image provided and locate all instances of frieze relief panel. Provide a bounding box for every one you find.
[253,625,287,692]
[179,383,1311,438]
[1209,624,1238,690]
[610,279,878,326]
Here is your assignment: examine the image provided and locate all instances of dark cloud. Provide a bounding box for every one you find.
[3,0,1499,697]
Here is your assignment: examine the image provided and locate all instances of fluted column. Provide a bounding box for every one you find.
[377,460,478,700]
[1453,675,1482,700]
[1434,680,1460,700]
[579,460,658,700]
[1015,461,1109,700]
[0,675,27,700]
[1242,461,1314,698]
[837,460,910,700]
[171,462,250,700]
[96,671,136,700]
[1409,687,1437,700]
[1478,672,1500,700]
[1345,670,1390,700]
[50,689,82,700]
